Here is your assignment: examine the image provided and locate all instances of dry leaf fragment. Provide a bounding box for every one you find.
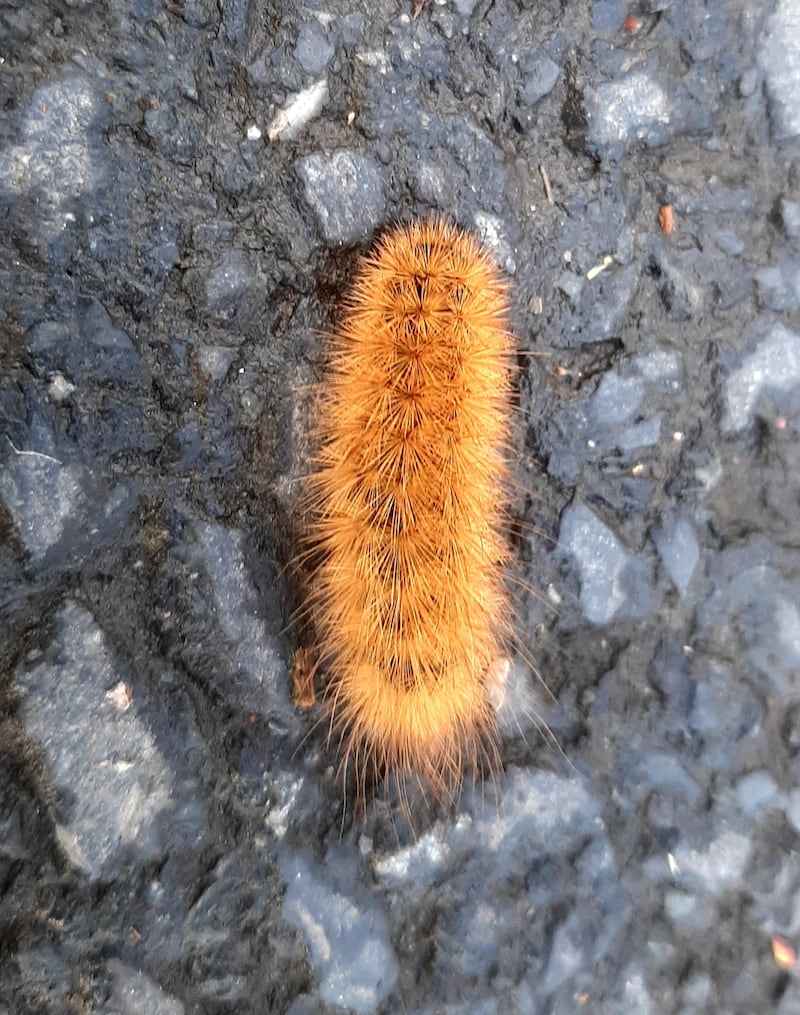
[659,204,675,234]
[105,682,132,711]
[292,647,317,709]
[771,934,796,970]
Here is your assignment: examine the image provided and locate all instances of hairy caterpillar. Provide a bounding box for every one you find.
[300,217,515,803]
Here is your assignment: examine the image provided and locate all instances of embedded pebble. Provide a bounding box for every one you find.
[775,595,800,665]
[295,21,335,75]
[673,829,752,896]
[205,250,255,313]
[615,414,662,451]
[14,603,193,878]
[146,239,181,280]
[683,974,713,1010]
[701,553,800,703]
[654,517,700,598]
[735,771,782,817]
[374,769,622,1009]
[711,229,745,256]
[759,0,800,139]
[0,452,138,566]
[469,768,601,856]
[519,46,560,106]
[0,73,101,241]
[592,0,627,34]
[281,854,398,1013]
[1,455,82,562]
[739,68,759,98]
[197,345,236,381]
[591,373,645,425]
[756,260,800,311]
[561,503,654,623]
[780,198,800,244]
[665,891,713,933]
[640,754,702,799]
[29,300,147,388]
[688,660,762,764]
[193,524,289,717]
[787,791,800,834]
[584,71,670,153]
[375,769,602,888]
[723,323,800,431]
[106,960,185,1015]
[297,149,385,243]
[657,254,704,318]
[557,270,584,306]
[621,971,654,1015]
[633,349,683,386]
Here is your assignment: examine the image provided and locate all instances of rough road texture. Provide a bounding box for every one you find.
[2,1,800,1013]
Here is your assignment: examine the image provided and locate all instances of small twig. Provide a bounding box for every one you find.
[586,255,614,281]
[539,164,554,204]
[6,436,62,465]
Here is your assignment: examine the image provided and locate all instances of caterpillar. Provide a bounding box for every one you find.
[300,217,515,804]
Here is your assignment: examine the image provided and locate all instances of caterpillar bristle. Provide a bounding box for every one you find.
[300,216,515,810]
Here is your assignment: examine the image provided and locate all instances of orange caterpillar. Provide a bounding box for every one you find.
[302,218,514,801]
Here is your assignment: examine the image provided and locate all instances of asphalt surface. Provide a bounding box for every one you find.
[2,1,800,1012]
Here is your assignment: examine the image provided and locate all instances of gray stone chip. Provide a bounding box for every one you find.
[759,0,800,140]
[561,502,654,623]
[297,149,386,244]
[15,603,187,879]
